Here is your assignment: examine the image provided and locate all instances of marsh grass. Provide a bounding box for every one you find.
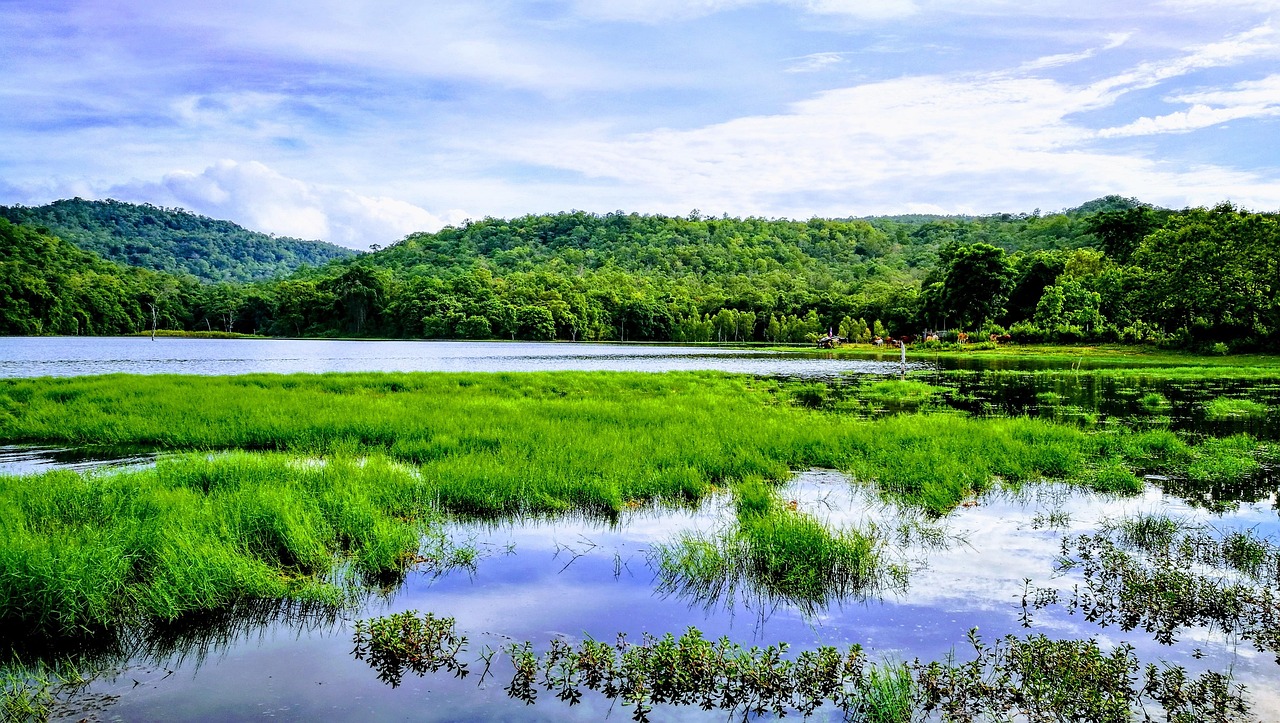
[652,478,890,613]
[0,371,1194,517]
[1,372,1273,635]
[1204,397,1269,421]
[0,453,470,636]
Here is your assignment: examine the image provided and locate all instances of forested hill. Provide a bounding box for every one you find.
[0,198,358,283]
[7,195,1278,351]
[371,200,1115,283]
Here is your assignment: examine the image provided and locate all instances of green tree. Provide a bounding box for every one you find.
[940,243,1015,330]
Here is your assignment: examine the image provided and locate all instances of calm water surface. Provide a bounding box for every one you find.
[0,337,918,378]
[54,471,1280,721]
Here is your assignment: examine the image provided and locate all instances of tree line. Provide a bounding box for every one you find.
[2,198,1277,350]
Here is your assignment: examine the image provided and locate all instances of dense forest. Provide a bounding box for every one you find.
[1,196,1277,350]
[0,198,356,282]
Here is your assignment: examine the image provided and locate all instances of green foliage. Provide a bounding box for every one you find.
[5,198,1280,348]
[0,198,355,282]
[0,219,190,336]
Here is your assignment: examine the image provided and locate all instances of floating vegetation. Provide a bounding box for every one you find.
[351,612,469,688]
[1204,397,1269,421]
[352,614,1252,722]
[1023,517,1280,660]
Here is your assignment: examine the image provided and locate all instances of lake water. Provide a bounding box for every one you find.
[49,471,1280,721]
[6,339,1279,719]
[0,337,918,378]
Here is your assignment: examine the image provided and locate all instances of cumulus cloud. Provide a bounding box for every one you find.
[1097,73,1280,137]
[110,161,465,249]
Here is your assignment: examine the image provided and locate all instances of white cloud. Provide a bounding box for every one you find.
[1019,32,1130,71]
[785,51,847,72]
[500,28,1280,215]
[1099,73,1280,137]
[575,0,918,22]
[110,161,465,249]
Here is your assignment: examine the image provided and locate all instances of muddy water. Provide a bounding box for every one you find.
[56,471,1280,721]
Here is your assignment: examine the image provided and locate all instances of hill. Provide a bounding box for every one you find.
[0,198,358,283]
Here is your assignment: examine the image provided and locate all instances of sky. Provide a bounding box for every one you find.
[2,0,1279,249]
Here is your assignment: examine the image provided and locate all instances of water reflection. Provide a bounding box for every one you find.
[0,445,155,475]
[0,337,917,378]
[38,471,1280,721]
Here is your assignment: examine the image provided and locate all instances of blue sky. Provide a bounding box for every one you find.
[2,0,1279,248]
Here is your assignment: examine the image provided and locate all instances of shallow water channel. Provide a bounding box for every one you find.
[43,468,1280,721]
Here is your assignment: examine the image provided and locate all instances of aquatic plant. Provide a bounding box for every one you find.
[1139,391,1172,413]
[1203,397,1268,421]
[351,614,1252,722]
[1025,520,1280,660]
[0,453,473,636]
[651,481,890,613]
[351,611,468,688]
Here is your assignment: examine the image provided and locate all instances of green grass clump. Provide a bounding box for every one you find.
[1203,396,1268,421]
[1138,391,1170,413]
[1185,434,1261,484]
[1115,513,1184,552]
[1089,463,1143,495]
[654,479,884,611]
[0,453,445,636]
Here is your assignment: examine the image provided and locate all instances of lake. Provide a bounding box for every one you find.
[3,341,1279,720]
[0,337,918,378]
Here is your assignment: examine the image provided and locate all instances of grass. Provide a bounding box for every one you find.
[0,453,453,636]
[0,371,1272,637]
[652,478,887,612]
[1203,396,1269,421]
[774,342,1280,370]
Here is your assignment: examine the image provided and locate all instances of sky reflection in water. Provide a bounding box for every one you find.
[63,470,1280,721]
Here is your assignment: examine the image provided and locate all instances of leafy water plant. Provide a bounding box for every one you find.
[1024,518,1280,660]
[351,611,469,688]
[351,613,1253,722]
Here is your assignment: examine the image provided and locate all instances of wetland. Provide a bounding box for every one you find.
[1,339,1278,721]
